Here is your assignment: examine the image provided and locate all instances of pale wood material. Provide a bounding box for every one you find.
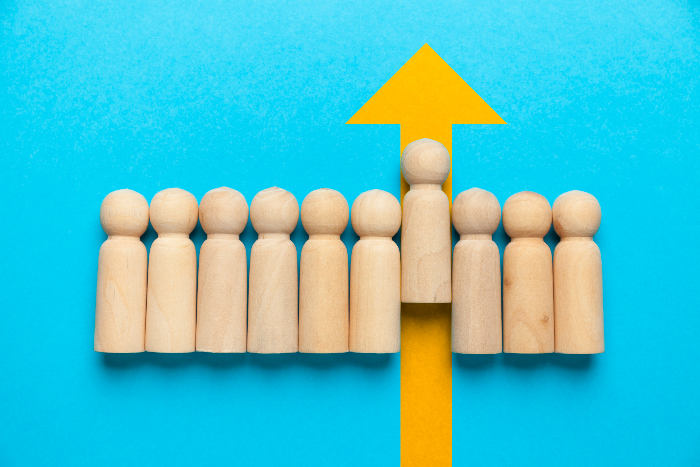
[145,188,199,353]
[349,189,401,353]
[451,188,502,354]
[299,189,349,353]
[196,187,248,353]
[95,189,149,353]
[502,191,554,353]
[247,187,300,353]
[400,139,452,303]
[553,190,604,354]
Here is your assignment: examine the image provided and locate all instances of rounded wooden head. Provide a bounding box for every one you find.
[301,188,349,235]
[150,188,199,235]
[453,188,501,235]
[502,191,552,238]
[553,190,601,237]
[401,139,450,186]
[250,187,299,234]
[351,189,401,237]
[199,187,249,235]
[100,189,149,237]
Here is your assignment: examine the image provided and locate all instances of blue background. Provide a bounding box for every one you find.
[1,0,699,465]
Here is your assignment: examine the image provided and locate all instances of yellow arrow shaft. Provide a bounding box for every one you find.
[400,123,452,467]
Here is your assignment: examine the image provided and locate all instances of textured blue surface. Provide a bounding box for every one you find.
[1,0,699,465]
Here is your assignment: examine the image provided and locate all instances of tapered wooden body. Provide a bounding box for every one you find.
[95,238,147,352]
[95,189,149,353]
[350,239,400,352]
[145,188,199,353]
[400,139,452,303]
[196,237,247,352]
[248,235,299,353]
[247,187,300,353]
[146,236,198,352]
[554,240,604,353]
[503,239,554,353]
[452,237,501,353]
[300,237,349,352]
[502,191,554,354]
[553,190,604,354]
[401,188,451,303]
[299,189,349,353]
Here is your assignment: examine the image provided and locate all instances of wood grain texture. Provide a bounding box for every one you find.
[502,191,554,353]
[349,190,401,353]
[247,187,300,354]
[145,188,199,353]
[94,189,149,353]
[400,139,451,303]
[553,190,604,354]
[451,188,502,354]
[299,189,349,353]
[196,187,248,353]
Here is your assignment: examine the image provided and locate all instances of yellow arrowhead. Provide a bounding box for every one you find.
[347,44,505,126]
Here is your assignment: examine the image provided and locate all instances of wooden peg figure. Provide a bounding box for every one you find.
[94,189,149,353]
[349,190,401,353]
[400,138,451,303]
[196,187,248,353]
[247,187,300,354]
[451,188,502,354]
[299,189,349,353]
[553,190,604,354]
[502,191,554,353]
[145,188,198,353]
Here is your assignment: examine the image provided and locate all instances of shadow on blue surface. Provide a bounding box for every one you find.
[454,353,593,370]
[102,351,392,370]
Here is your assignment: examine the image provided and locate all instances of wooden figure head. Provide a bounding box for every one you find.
[503,191,552,239]
[400,138,450,187]
[199,187,249,235]
[553,190,601,238]
[301,189,349,236]
[453,188,501,236]
[150,188,199,235]
[100,189,149,237]
[351,189,401,238]
[250,187,299,235]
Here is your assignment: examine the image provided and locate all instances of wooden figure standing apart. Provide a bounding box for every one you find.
[401,138,451,303]
[502,191,554,353]
[145,188,199,353]
[196,187,249,353]
[299,189,349,353]
[247,187,300,353]
[553,190,604,354]
[349,189,401,353]
[452,188,502,354]
[95,189,149,353]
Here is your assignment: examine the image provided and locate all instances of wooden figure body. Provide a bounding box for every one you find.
[196,187,248,353]
[400,138,451,303]
[349,189,401,353]
[553,190,604,354]
[451,188,502,354]
[299,189,349,353]
[94,189,149,353]
[145,188,199,353]
[247,187,300,354]
[502,191,554,354]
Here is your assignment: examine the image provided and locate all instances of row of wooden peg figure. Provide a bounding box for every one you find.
[95,139,603,355]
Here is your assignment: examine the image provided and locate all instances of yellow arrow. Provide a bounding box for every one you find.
[347,44,505,467]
